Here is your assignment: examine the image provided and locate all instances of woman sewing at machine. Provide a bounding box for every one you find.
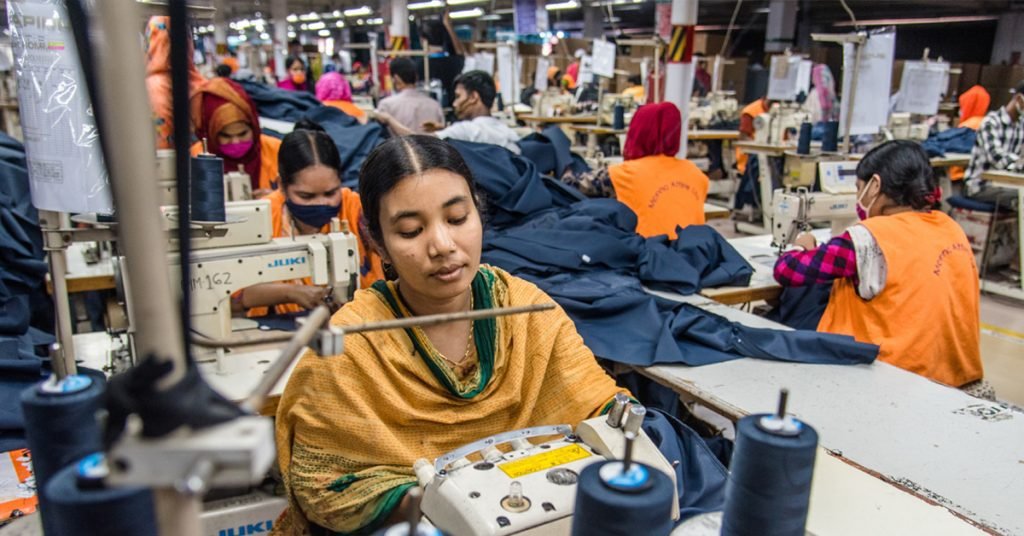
[190,77,281,195]
[561,102,709,238]
[273,135,627,535]
[232,123,384,316]
[773,140,986,395]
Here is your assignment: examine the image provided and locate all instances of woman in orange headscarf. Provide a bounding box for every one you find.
[190,78,282,195]
[145,16,206,150]
[958,85,990,130]
[608,102,709,238]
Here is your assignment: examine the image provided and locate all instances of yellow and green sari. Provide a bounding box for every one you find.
[273,265,624,535]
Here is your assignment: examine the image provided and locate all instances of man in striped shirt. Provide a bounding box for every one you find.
[965,80,1024,199]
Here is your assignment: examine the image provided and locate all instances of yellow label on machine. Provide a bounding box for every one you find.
[498,444,592,479]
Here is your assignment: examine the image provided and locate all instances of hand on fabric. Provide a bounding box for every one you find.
[288,285,331,309]
[793,232,818,250]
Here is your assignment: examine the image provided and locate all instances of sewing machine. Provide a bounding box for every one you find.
[598,93,637,126]
[156,149,253,206]
[754,103,810,145]
[689,92,739,129]
[532,89,576,118]
[414,398,678,536]
[885,112,930,142]
[771,159,860,251]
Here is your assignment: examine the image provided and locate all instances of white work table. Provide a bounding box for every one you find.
[639,290,1024,535]
[700,228,832,304]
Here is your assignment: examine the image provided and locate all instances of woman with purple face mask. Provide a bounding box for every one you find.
[772,141,985,395]
[190,77,281,197]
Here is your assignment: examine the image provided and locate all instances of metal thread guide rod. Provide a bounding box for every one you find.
[39,210,77,379]
[757,388,801,437]
[622,430,636,473]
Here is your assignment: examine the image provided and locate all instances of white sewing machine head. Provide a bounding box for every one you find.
[771,159,860,251]
[884,112,929,142]
[413,398,678,536]
[754,102,810,145]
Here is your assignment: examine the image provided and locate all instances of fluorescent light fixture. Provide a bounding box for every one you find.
[367,18,385,25]
[318,29,331,36]
[834,15,998,27]
[344,6,373,17]
[287,14,298,22]
[237,34,247,41]
[260,32,270,40]
[450,7,483,18]
[479,13,502,21]
[300,23,308,30]
[356,19,365,25]
[409,0,444,9]
[447,0,488,5]
[299,12,319,21]
[336,21,345,27]
[206,24,215,32]
[288,31,297,38]
[307,21,326,30]
[333,10,342,17]
[546,1,578,10]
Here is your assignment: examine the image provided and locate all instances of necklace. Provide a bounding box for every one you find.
[439,294,475,367]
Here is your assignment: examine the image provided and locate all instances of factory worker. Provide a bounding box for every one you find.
[277,56,310,92]
[562,103,708,238]
[144,16,205,150]
[273,135,627,535]
[958,85,990,130]
[190,77,281,195]
[315,71,367,123]
[234,123,384,317]
[735,94,769,174]
[773,140,984,394]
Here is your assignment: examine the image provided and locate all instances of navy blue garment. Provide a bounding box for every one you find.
[766,283,833,331]
[236,79,323,122]
[301,106,385,190]
[642,408,728,523]
[448,139,555,228]
[517,126,590,178]
[0,133,54,451]
[640,226,753,294]
[921,127,977,158]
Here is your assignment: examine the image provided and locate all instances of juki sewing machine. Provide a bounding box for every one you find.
[771,159,859,252]
[413,396,678,536]
[884,112,930,142]
[754,102,811,145]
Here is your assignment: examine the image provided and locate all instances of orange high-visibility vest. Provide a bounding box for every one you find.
[608,155,709,239]
[736,98,768,174]
[246,189,385,317]
[818,211,982,387]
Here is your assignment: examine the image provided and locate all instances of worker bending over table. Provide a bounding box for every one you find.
[561,102,709,238]
[234,123,384,317]
[273,136,626,534]
[190,77,282,195]
[773,140,986,396]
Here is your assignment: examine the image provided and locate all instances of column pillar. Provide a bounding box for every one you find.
[213,0,228,55]
[991,12,1024,66]
[271,0,289,79]
[765,0,797,53]
[664,0,696,155]
[583,4,603,39]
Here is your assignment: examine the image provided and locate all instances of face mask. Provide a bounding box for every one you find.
[291,72,307,85]
[856,177,879,221]
[219,140,253,159]
[286,199,340,229]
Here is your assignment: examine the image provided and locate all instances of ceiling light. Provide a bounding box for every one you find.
[344,6,373,17]
[409,0,444,9]
[479,13,501,20]
[447,0,488,5]
[333,10,342,17]
[287,14,298,22]
[834,15,998,27]
[356,18,365,25]
[299,12,319,21]
[450,7,483,18]
[260,32,270,40]
[300,23,308,30]
[288,31,297,38]
[308,21,326,30]
[336,21,345,27]
[237,34,247,41]
[318,29,331,36]
[367,17,385,24]
[546,1,578,10]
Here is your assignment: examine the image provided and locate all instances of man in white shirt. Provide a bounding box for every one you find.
[375,70,521,154]
[375,57,444,135]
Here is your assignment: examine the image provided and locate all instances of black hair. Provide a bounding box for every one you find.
[855,140,936,210]
[358,135,480,248]
[454,70,496,109]
[277,125,342,188]
[214,64,232,78]
[288,39,301,48]
[420,19,446,48]
[390,57,418,85]
[628,74,642,85]
[285,55,305,70]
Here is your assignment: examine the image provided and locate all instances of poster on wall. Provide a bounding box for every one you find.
[766,54,803,101]
[591,39,616,79]
[896,60,949,115]
[7,0,112,214]
[839,28,896,136]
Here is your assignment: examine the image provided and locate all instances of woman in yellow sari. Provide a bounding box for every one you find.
[274,135,626,534]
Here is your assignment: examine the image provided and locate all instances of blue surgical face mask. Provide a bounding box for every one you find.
[286,199,340,229]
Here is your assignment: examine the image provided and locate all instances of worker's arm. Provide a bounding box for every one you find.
[372,111,416,137]
[773,232,857,287]
[442,11,466,57]
[231,283,329,313]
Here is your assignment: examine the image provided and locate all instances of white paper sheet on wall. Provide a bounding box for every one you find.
[496,46,516,108]
[476,52,496,76]
[535,57,550,91]
[591,40,616,79]
[839,28,896,137]
[796,59,813,97]
[8,0,113,214]
[767,55,803,101]
[896,60,949,115]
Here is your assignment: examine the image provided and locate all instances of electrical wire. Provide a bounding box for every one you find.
[839,0,858,29]
[719,0,744,58]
